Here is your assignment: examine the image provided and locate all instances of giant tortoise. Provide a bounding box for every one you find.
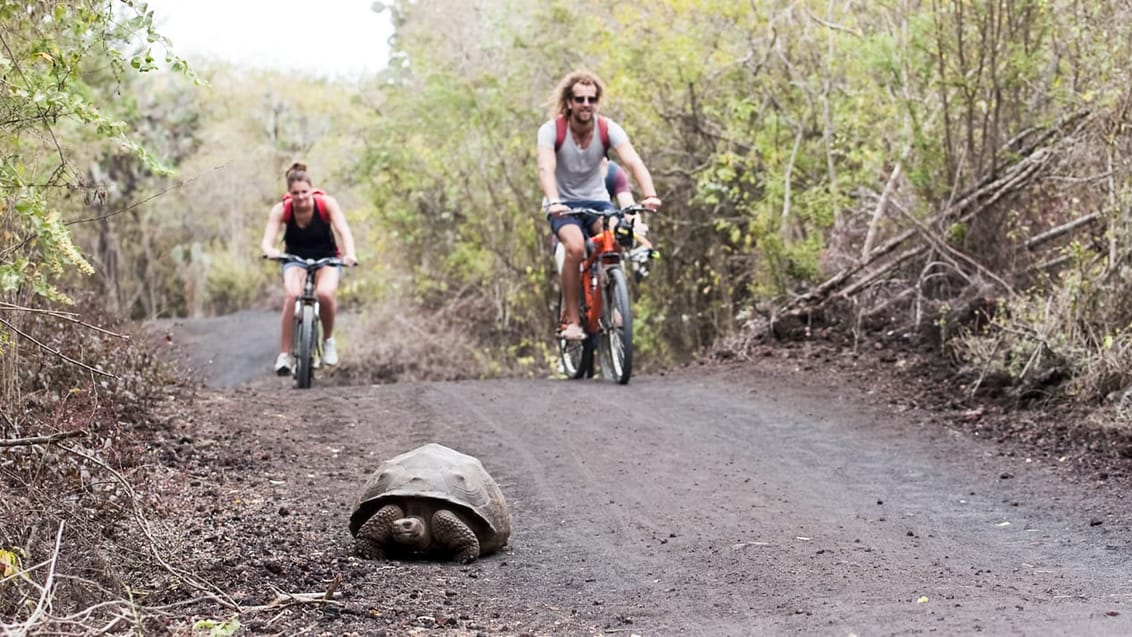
[349,443,511,563]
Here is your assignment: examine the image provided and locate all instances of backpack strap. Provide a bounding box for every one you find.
[554,116,610,156]
[554,116,567,152]
[312,194,329,223]
[282,189,329,223]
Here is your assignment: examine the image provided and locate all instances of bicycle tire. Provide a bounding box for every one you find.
[557,291,593,379]
[600,267,633,384]
[296,304,316,388]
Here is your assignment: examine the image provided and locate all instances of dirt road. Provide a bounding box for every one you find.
[153,311,1132,635]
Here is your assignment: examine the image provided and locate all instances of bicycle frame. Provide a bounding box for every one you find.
[292,263,322,363]
[579,214,631,334]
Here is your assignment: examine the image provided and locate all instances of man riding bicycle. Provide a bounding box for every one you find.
[261,162,358,375]
[552,158,653,275]
[537,70,661,341]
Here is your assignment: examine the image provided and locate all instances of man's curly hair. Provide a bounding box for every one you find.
[547,70,606,120]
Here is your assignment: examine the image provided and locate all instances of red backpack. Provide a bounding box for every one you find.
[554,115,610,155]
[282,189,330,223]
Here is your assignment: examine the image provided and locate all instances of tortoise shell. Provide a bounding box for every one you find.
[349,443,511,554]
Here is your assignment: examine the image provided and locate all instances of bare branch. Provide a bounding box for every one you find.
[14,522,65,634]
[1025,213,1102,251]
[861,159,905,260]
[239,586,344,614]
[56,442,239,610]
[64,162,231,226]
[804,8,863,37]
[890,199,1017,297]
[789,118,1061,312]
[0,430,87,448]
[0,301,129,338]
[0,316,117,379]
[840,245,928,298]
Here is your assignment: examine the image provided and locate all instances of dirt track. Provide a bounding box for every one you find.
[151,310,1132,635]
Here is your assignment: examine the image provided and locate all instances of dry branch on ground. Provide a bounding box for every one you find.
[778,111,1096,337]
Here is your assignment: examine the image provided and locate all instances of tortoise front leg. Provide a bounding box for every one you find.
[356,504,403,560]
[432,509,480,563]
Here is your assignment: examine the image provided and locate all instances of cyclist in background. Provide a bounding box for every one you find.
[537,69,661,341]
[605,158,635,209]
[261,162,358,375]
[605,159,653,251]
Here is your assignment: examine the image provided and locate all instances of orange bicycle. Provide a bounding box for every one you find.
[556,204,647,384]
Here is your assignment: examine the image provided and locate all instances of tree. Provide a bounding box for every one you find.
[0,0,192,421]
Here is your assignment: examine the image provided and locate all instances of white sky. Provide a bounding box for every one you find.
[143,0,393,80]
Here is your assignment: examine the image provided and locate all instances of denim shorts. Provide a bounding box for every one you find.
[547,199,614,236]
[280,262,342,277]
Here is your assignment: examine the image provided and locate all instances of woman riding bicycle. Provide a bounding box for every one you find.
[536,70,661,341]
[261,162,358,375]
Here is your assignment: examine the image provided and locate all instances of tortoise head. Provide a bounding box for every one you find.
[392,515,431,549]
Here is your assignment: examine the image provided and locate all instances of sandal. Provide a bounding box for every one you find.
[559,323,585,341]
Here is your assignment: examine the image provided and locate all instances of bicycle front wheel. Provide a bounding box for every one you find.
[295,304,317,389]
[557,291,593,379]
[600,267,633,384]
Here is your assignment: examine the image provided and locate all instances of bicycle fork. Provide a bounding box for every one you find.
[292,297,321,322]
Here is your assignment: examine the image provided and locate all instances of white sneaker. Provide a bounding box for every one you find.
[322,337,338,366]
[274,352,292,376]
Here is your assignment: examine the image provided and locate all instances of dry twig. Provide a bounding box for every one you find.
[56,442,238,610]
[0,430,87,448]
[8,522,65,635]
[0,316,116,379]
[1025,213,1102,251]
[0,301,129,338]
[240,585,344,615]
[786,118,1065,316]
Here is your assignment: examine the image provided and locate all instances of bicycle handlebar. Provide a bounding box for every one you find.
[264,253,354,268]
[557,204,649,217]
[617,203,650,216]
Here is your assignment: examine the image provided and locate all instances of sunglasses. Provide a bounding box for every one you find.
[571,95,598,104]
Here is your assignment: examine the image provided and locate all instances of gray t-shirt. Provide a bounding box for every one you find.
[537,117,629,202]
